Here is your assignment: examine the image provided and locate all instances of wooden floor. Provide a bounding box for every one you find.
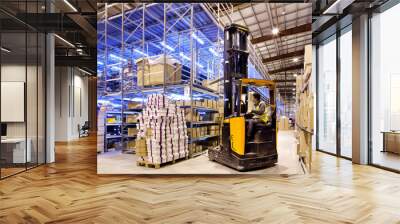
[1,135,400,223]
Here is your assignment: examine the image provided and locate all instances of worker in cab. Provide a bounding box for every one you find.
[246,92,272,140]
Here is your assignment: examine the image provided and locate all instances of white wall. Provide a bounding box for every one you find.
[54,67,89,141]
[1,64,26,138]
[1,64,42,137]
[71,73,89,139]
[55,67,69,141]
[1,63,46,164]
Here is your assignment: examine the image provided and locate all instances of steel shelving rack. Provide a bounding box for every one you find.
[97,3,271,155]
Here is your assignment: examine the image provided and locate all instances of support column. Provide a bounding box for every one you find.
[45,0,55,163]
[46,32,55,163]
[352,14,369,164]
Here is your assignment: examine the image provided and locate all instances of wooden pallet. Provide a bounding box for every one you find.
[136,156,189,169]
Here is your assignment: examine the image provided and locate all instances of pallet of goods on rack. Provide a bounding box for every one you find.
[96,3,275,171]
[136,56,188,87]
[121,100,143,153]
[97,107,106,153]
[135,82,221,98]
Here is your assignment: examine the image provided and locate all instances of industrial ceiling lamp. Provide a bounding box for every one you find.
[54,34,75,48]
[293,57,299,62]
[63,0,78,12]
[1,47,11,53]
[272,27,279,35]
[78,67,93,76]
[322,0,355,15]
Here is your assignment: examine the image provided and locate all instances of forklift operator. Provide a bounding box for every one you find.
[247,93,272,140]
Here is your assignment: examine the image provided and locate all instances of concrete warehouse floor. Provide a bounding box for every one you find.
[97,130,303,175]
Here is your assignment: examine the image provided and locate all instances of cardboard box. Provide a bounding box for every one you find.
[127,102,142,110]
[127,140,136,150]
[304,44,312,68]
[194,100,201,107]
[202,100,207,108]
[136,138,147,157]
[137,63,182,86]
[206,100,210,109]
[278,116,290,130]
[185,109,192,121]
[176,100,183,107]
[128,128,138,136]
[202,79,219,92]
[126,114,139,123]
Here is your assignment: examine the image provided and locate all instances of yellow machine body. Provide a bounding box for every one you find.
[209,78,279,171]
[224,117,246,156]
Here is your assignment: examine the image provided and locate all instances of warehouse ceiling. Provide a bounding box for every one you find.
[97,2,310,106]
[215,3,312,103]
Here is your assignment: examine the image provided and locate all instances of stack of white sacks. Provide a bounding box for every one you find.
[137,94,189,164]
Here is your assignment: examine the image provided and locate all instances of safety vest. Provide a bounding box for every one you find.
[255,101,271,124]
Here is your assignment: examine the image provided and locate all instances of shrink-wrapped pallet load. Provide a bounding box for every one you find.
[137,94,189,165]
[136,56,182,87]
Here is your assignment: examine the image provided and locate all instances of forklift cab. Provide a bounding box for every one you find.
[241,79,276,142]
[225,78,277,154]
[209,78,278,171]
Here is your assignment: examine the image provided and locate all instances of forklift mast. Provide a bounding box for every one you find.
[223,24,249,118]
[209,24,278,171]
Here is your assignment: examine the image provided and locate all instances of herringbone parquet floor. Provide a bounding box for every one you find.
[1,134,400,224]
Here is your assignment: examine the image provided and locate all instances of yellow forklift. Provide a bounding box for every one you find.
[208,24,278,171]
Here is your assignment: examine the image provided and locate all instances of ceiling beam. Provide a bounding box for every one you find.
[268,64,303,74]
[263,50,304,64]
[55,55,96,71]
[251,23,312,45]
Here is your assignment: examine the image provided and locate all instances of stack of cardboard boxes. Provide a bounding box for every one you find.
[126,114,139,123]
[127,102,142,110]
[137,94,189,165]
[278,116,290,130]
[97,107,106,153]
[202,78,220,92]
[187,125,220,138]
[136,57,182,87]
[295,44,314,170]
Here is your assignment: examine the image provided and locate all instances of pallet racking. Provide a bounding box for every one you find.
[97,3,271,155]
